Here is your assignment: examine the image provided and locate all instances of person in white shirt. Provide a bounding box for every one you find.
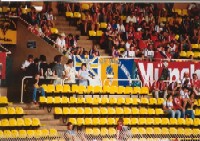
[21,55,34,71]
[126,12,137,24]
[56,33,66,53]
[64,59,78,84]
[117,20,125,33]
[125,39,132,51]
[163,94,181,118]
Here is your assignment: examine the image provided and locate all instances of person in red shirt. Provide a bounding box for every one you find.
[173,94,185,118]
[191,73,200,96]
[151,79,168,98]
[116,118,124,140]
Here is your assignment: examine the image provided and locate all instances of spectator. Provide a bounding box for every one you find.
[126,11,137,24]
[89,45,100,56]
[56,33,67,53]
[39,55,49,77]
[168,80,182,96]
[151,79,168,98]
[46,9,55,27]
[78,63,91,86]
[65,122,76,140]
[26,58,39,76]
[116,118,124,140]
[52,55,65,84]
[32,74,45,104]
[180,86,191,109]
[185,93,195,119]
[49,55,58,71]
[27,7,38,25]
[112,46,121,58]
[173,94,185,118]
[21,54,34,71]
[64,59,78,84]
[75,47,84,55]
[181,71,191,88]
[191,73,200,96]
[160,61,170,81]
[163,94,181,118]
[117,19,126,33]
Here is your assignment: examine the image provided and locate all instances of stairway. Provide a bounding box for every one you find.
[54,16,107,55]
[12,103,67,131]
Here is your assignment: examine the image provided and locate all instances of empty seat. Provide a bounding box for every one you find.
[87,86,94,94]
[85,107,92,114]
[93,127,100,135]
[116,107,124,114]
[54,96,62,104]
[66,12,73,17]
[92,107,100,114]
[63,107,70,115]
[0,96,8,104]
[140,98,149,105]
[93,97,101,105]
[118,86,125,94]
[132,107,139,114]
[47,84,55,93]
[146,118,154,125]
[125,98,133,105]
[101,97,109,105]
[108,127,116,135]
[78,85,87,94]
[132,87,141,95]
[17,118,25,126]
[108,107,116,114]
[39,97,47,103]
[55,84,63,93]
[24,118,32,126]
[94,86,102,94]
[101,127,108,135]
[100,107,108,114]
[55,107,62,115]
[68,118,76,125]
[100,118,107,125]
[47,97,54,104]
[117,97,125,105]
[131,118,138,125]
[124,86,132,95]
[77,118,85,126]
[70,107,77,114]
[170,118,177,125]
[8,107,16,114]
[85,118,92,125]
[9,118,17,126]
[110,86,118,94]
[63,85,71,93]
[124,107,131,114]
[140,87,149,95]
[27,130,35,138]
[138,118,146,125]
[16,107,24,115]
[93,118,100,125]
[109,97,117,105]
[0,107,8,114]
[107,118,115,125]
[85,97,93,104]
[149,98,157,105]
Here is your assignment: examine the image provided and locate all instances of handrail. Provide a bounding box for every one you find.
[103,78,142,87]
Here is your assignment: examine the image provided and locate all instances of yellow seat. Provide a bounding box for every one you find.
[103,86,110,94]
[118,86,125,94]
[174,8,182,15]
[0,107,8,114]
[9,118,17,126]
[159,17,167,23]
[181,9,188,16]
[180,51,187,58]
[110,86,118,94]
[138,127,146,134]
[157,98,164,105]
[63,85,71,93]
[55,107,62,115]
[74,12,81,18]
[70,107,77,114]
[8,107,16,114]
[185,118,193,126]
[85,118,92,125]
[170,118,177,125]
[131,118,138,125]
[19,130,27,138]
[54,96,62,104]
[124,107,131,114]
[101,97,109,105]
[96,30,103,37]
[85,107,92,114]
[193,128,200,135]
[69,97,77,104]
[194,52,200,59]
[154,118,162,125]
[27,130,35,138]
[177,118,185,125]
[123,118,131,125]
[24,118,32,126]
[77,118,85,125]
[138,118,146,125]
[35,130,42,138]
[107,118,115,125]
[85,127,93,134]
[108,107,116,114]
[109,97,117,105]
[71,84,79,93]
[131,127,139,134]
[140,87,149,95]
[101,127,108,135]
[39,97,47,103]
[132,87,141,95]
[117,97,125,105]
[132,98,140,105]
[94,86,102,94]
[89,30,96,36]
[186,51,194,58]
[50,28,59,34]
[146,118,154,125]
[161,127,169,134]
[47,97,54,104]
[100,22,107,29]
[140,98,149,105]
[93,97,101,105]
[154,127,161,134]
[169,127,177,134]
[1,118,9,126]
[155,108,164,115]
[120,15,127,21]
[81,3,90,10]
[49,129,58,137]
[194,118,200,126]
[147,108,155,115]
[63,107,70,115]
[108,127,116,135]
[87,86,94,94]
[77,97,85,104]
[192,44,199,49]
[177,128,185,134]
[185,128,193,135]
[161,118,169,125]
[17,118,25,126]
[55,84,63,93]
[85,97,93,104]
[4,130,12,138]
[47,84,55,93]
[68,118,77,125]
[100,107,108,114]
[92,118,100,125]
[11,130,19,138]
[66,12,73,17]
[116,107,123,114]
[92,107,100,114]
[132,107,139,114]
[0,96,8,104]
[93,127,100,135]
[41,129,49,137]
[78,85,87,94]
[15,107,24,114]
[139,108,147,115]
[146,127,154,134]
[149,98,157,105]
[125,98,133,105]
[124,86,132,95]
[100,118,107,125]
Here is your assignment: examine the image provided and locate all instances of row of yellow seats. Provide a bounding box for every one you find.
[159,16,182,24]
[180,51,200,58]
[54,107,164,115]
[85,127,198,136]
[89,30,103,37]
[0,107,24,115]
[68,117,199,126]
[0,118,40,127]
[40,96,164,105]
[0,7,30,13]
[172,8,188,16]
[0,96,8,104]
[42,84,150,95]
[0,129,57,138]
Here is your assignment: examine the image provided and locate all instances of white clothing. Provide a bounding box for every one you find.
[56,38,66,52]
[125,42,131,51]
[163,101,173,110]
[123,51,135,58]
[64,65,77,83]
[21,60,31,69]
[117,24,125,32]
[126,16,137,24]
[180,90,189,99]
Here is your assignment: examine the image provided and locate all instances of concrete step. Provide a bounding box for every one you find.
[24,109,49,115]
[23,114,54,120]
[12,103,40,110]
[64,30,81,36]
[77,40,93,45]
[39,125,67,131]
[79,36,89,40]
[57,27,77,32]
[55,16,67,21]
[41,119,64,126]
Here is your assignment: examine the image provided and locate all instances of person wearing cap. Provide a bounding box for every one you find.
[64,59,78,85]
[56,32,66,53]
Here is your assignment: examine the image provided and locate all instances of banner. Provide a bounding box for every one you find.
[136,60,200,86]
[0,17,17,44]
[0,52,6,79]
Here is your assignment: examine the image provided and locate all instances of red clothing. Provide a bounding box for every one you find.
[151,81,167,91]
[116,125,123,131]
[173,97,183,110]
[191,79,200,89]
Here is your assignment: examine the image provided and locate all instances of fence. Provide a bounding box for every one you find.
[1,130,199,141]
